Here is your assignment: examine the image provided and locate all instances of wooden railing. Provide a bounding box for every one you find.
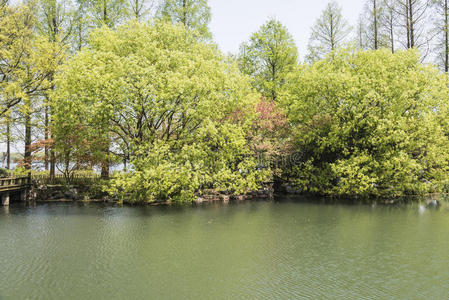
[0,177,31,191]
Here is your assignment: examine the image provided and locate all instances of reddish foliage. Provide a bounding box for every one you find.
[254,98,287,132]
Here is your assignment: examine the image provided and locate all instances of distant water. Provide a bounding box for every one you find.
[1,196,449,299]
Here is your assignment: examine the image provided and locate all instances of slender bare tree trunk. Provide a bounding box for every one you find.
[182,0,187,25]
[6,119,10,169]
[405,0,410,48]
[445,0,449,72]
[408,0,415,48]
[374,0,379,49]
[44,101,49,171]
[24,99,32,171]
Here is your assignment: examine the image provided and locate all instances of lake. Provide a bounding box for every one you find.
[1,196,449,299]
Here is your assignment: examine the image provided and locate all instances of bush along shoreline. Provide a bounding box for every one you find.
[29,176,275,205]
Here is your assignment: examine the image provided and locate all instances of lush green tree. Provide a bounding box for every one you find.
[1,3,59,170]
[0,4,34,117]
[282,49,449,198]
[306,1,352,62]
[238,19,298,101]
[54,21,267,202]
[157,0,211,40]
[36,0,71,175]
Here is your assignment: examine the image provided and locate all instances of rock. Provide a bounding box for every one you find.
[426,199,440,208]
[64,191,75,199]
[234,195,244,201]
[54,193,65,199]
[219,194,230,202]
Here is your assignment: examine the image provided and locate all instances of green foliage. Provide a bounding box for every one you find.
[0,168,9,178]
[11,167,29,177]
[0,4,55,116]
[306,1,352,63]
[108,121,268,203]
[238,18,298,101]
[86,0,128,27]
[55,21,268,203]
[283,48,449,198]
[158,0,211,40]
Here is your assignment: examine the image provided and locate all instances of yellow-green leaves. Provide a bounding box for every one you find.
[284,49,449,198]
[238,18,299,102]
[55,21,266,203]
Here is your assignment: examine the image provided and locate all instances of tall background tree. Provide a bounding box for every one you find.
[238,18,298,102]
[157,0,211,40]
[380,0,398,53]
[358,0,389,50]
[306,0,352,62]
[390,0,432,58]
[128,0,155,19]
[432,0,449,72]
[36,0,71,177]
[86,0,128,28]
[0,2,61,171]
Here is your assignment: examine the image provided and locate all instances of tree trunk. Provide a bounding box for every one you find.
[406,1,410,48]
[101,140,110,179]
[390,13,395,53]
[24,100,32,171]
[445,0,448,73]
[103,0,107,24]
[374,0,378,49]
[101,159,109,178]
[6,119,10,169]
[330,11,335,50]
[182,0,187,25]
[44,101,49,171]
[408,0,414,48]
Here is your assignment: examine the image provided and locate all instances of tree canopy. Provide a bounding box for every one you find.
[306,1,352,62]
[158,0,211,40]
[238,19,298,101]
[283,48,449,198]
[53,21,268,202]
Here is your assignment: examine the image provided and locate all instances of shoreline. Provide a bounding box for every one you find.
[29,192,448,207]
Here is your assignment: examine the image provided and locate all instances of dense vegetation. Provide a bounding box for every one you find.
[283,49,449,198]
[2,0,449,202]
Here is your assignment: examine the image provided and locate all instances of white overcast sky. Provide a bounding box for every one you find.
[209,0,364,59]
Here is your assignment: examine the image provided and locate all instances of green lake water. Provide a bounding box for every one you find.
[1,197,449,299]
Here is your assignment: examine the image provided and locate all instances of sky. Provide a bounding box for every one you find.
[209,0,364,59]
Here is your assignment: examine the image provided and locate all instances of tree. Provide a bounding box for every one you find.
[238,19,298,101]
[128,0,155,19]
[54,21,268,202]
[0,3,58,171]
[432,0,449,72]
[380,0,398,53]
[282,48,449,198]
[356,16,369,50]
[86,0,128,28]
[306,1,352,62]
[158,0,211,40]
[72,0,89,51]
[36,0,70,175]
[359,0,390,50]
[0,4,34,118]
[390,0,432,57]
